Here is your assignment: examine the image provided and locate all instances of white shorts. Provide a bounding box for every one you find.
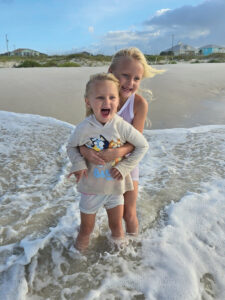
[80,193,124,214]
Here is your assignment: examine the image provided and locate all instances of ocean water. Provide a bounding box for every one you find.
[0,110,225,300]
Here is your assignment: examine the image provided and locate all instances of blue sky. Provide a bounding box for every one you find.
[0,0,224,55]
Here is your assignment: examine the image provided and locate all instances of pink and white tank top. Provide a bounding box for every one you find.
[117,93,135,124]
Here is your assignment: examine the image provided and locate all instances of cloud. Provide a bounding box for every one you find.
[88,26,94,33]
[155,9,171,17]
[144,0,225,47]
[148,0,225,27]
[103,30,160,45]
[95,0,225,54]
[92,29,161,54]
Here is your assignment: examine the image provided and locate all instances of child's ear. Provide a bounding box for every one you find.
[85,98,90,107]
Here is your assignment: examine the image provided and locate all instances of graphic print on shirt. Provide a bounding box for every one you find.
[93,165,113,181]
[87,135,109,152]
[85,135,122,179]
[108,139,122,166]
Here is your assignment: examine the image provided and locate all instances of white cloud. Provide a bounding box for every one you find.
[181,29,210,40]
[155,8,171,17]
[88,26,94,33]
[92,29,161,54]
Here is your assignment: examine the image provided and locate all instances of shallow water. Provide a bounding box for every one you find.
[0,111,225,300]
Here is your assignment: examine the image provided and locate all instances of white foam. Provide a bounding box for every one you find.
[0,264,28,300]
[141,179,225,299]
[83,180,225,300]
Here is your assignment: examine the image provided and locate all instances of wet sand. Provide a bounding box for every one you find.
[0,63,225,129]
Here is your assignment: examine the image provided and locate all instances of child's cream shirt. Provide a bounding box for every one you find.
[67,114,149,195]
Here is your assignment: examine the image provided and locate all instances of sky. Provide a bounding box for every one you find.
[0,0,225,55]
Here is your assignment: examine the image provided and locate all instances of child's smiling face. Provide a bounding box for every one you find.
[85,80,119,124]
[111,57,144,101]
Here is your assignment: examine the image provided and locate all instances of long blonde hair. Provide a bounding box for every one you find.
[84,73,120,117]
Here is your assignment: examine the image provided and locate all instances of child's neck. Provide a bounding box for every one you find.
[118,96,129,110]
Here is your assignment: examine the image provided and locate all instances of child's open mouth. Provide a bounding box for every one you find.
[101,108,110,117]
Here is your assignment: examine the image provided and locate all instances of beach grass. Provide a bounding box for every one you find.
[1,52,225,68]
[16,60,42,68]
[58,62,81,67]
[0,52,112,68]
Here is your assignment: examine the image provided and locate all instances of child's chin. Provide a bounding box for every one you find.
[98,116,111,124]
[121,90,132,97]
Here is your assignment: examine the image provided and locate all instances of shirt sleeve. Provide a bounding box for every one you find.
[114,120,149,178]
[66,127,88,173]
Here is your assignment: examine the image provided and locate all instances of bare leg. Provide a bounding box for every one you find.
[107,205,124,240]
[123,181,138,234]
[75,212,96,251]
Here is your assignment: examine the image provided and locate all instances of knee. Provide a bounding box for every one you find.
[123,210,137,223]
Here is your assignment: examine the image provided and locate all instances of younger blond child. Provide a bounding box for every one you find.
[67,73,149,251]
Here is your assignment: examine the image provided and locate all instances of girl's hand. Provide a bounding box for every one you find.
[99,143,134,163]
[98,148,119,163]
[67,169,88,183]
[79,146,105,165]
[110,167,123,180]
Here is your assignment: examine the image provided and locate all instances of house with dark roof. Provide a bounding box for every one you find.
[199,45,225,56]
[9,48,45,57]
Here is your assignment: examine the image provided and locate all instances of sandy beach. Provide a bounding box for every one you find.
[0,63,225,129]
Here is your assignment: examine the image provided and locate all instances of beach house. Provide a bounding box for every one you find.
[199,45,225,56]
[161,42,198,56]
[9,48,44,57]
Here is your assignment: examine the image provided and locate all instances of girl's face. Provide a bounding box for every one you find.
[85,80,119,124]
[111,57,144,101]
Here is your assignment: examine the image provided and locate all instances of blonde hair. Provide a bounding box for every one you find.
[84,73,120,117]
[109,47,162,79]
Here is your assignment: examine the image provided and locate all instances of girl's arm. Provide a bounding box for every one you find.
[67,129,88,173]
[79,145,106,165]
[113,119,149,178]
[132,94,148,133]
[79,141,134,164]
[98,143,134,162]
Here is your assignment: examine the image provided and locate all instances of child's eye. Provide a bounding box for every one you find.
[97,96,104,100]
[110,96,117,100]
[134,77,140,81]
[122,74,129,77]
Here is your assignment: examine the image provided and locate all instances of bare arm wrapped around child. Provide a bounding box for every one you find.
[79,142,134,165]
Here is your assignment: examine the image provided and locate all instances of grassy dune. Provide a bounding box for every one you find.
[1,52,225,68]
[0,52,112,68]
